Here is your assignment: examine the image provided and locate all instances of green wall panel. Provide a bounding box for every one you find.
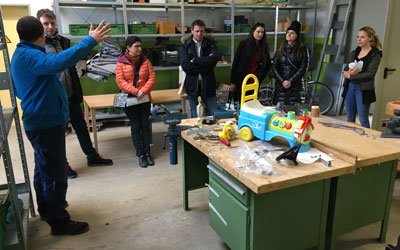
[80,76,119,96]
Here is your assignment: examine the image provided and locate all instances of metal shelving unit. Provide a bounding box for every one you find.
[0,8,35,250]
[53,0,318,70]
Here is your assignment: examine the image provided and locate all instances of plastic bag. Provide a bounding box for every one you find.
[234,143,279,176]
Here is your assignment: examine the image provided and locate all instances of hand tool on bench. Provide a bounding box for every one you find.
[318,121,365,135]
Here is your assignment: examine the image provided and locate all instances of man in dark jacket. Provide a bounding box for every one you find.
[11,15,110,236]
[37,9,113,179]
[179,19,219,117]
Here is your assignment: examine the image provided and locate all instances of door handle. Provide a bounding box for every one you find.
[384,67,396,79]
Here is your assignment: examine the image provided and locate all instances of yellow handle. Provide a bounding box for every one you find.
[240,74,259,108]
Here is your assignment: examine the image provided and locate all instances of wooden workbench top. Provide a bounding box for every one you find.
[83,89,186,109]
[180,117,400,194]
[312,117,400,167]
[180,118,354,194]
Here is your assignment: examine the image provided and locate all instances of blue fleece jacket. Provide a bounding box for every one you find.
[11,36,97,131]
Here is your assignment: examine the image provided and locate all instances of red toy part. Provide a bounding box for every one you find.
[219,138,231,146]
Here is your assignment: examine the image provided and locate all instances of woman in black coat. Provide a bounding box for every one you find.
[230,22,271,103]
[341,26,382,128]
[272,20,309,107]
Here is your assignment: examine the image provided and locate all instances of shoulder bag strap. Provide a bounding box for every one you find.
[284,52,299,71]
[133,62,142,87]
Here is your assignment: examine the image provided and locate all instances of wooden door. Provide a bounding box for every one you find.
[371,0,400,129]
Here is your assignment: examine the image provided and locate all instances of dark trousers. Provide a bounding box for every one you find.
[124,102,151,157]
[68,99,97,161]
[25,125,70,227]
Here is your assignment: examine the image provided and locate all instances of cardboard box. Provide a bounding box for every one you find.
[277,17,290,32]
[156,21,176,34]
[385,101,400,116]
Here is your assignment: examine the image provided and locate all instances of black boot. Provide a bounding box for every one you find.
[51,220,89,236]
[139,154,148,168]
[146,154,155,166]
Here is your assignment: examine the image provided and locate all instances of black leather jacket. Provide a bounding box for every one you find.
[272,41,308,105]
[179,35,219,98]
[272,42,309,90]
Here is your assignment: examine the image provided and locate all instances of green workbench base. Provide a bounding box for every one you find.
[208,162,330,250]
[326,160,397,250]
[182,139,398,250]
[250,179,330,250]
[182,140,209,211]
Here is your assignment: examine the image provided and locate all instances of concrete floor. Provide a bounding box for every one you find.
[3,122,400,250]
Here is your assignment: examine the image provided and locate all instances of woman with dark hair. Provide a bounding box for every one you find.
[230,22,271,103]
[116,36,156,168]
[341,26,382,128]
[272,20,309,107]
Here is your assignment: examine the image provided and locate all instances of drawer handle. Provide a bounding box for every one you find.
[209,202,227,226]
[205,183,219,198]
[207,164,245,196]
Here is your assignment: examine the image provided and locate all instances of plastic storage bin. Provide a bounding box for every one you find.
[69,24,124,36]
[128,23,157,34]
[69,24,91,36]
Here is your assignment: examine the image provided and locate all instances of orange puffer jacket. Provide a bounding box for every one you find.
[115,55,156,100]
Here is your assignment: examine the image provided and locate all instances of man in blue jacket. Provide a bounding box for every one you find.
[37,9,113,180]
[179,19,219,117]
[11,16,110,236]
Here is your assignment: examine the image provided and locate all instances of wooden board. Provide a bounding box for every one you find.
[181,118,354,194]
[312,117,400,168]
[83,89,186,109]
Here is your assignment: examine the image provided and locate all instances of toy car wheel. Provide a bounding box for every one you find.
[239,126,254,141]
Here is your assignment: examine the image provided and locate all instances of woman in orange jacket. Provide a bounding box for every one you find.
[116,36,156,168]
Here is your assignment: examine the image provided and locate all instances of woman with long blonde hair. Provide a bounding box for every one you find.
[341,26,382,128]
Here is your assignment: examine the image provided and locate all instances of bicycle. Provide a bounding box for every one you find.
[258,77,335,115]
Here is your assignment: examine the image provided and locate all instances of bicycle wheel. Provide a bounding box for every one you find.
[258,84,274,106]
[303,81,334,115]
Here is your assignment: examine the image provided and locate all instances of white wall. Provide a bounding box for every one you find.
[0,0,53,17]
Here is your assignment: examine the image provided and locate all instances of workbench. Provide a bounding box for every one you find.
[180,116,400,250]
[83,89,187,152]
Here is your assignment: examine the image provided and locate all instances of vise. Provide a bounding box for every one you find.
[163,119,194,165]
[381,116,400,138]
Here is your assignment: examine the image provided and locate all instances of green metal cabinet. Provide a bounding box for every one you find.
[207,162,330,250]
[208,168,249,250]
[182,139,398,250]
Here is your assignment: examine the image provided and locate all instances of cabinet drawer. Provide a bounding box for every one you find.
[209,175,249,250]
[207,162,248,205]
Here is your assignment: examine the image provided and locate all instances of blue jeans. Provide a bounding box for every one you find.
[68,99,97,161]
[25,125,70,227]
[188,94,217,118]
[124,102,151,157]
[345,82,371,128]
